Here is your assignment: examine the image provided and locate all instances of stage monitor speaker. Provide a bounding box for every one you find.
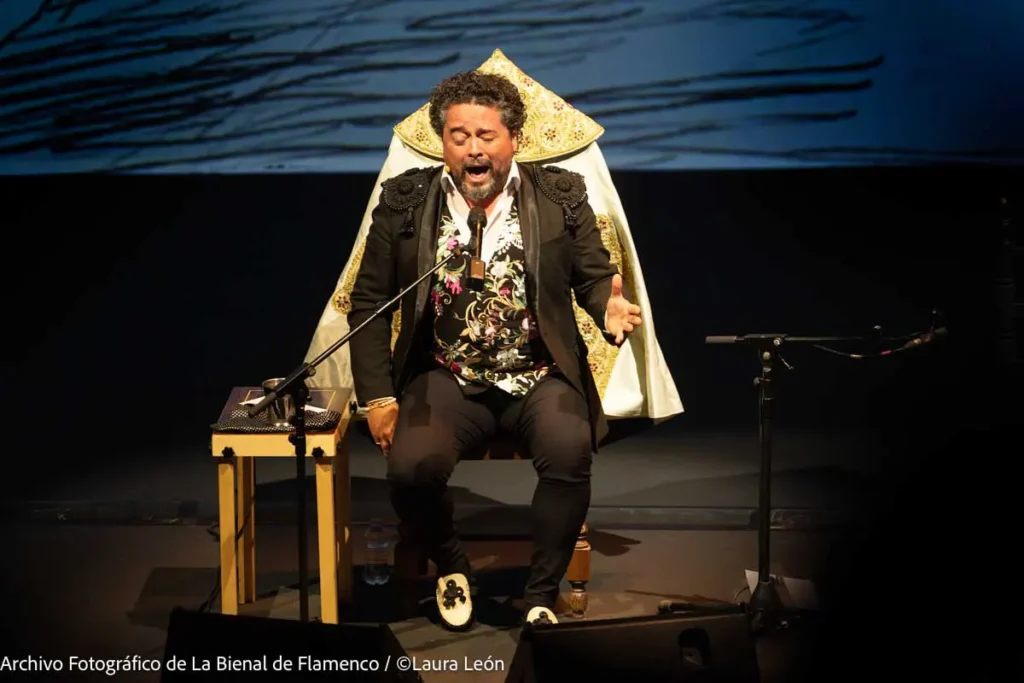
[160,608,422,682]
[506,607,760,683]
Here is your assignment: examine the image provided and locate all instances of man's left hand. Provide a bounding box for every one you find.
[605,273,642,345]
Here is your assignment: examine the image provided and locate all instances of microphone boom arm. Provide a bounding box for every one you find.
[241,243,468,624]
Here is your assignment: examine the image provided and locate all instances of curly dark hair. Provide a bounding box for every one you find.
[428,71,527,138]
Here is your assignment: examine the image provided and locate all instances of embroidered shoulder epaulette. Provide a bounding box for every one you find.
[380,166,435,235]
[533,164,588,232]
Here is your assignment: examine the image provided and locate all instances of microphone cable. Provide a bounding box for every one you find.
[808,310,946,360]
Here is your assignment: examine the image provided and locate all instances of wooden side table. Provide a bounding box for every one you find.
[210,386,354,624]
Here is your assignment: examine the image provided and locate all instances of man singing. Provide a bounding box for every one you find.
[347,70,642,630]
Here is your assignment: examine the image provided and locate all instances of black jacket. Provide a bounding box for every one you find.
[347,162,618,450]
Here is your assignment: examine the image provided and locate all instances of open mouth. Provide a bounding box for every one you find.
[464,165,490,180]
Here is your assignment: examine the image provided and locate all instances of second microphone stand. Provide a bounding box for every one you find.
[245,244,470,622]
[697,332,858,632]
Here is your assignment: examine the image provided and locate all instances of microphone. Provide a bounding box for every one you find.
[896,326,947,351]
[705,335,738,344]
[467,206,487,290]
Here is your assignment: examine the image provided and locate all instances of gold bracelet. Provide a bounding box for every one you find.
[365,397,397,410]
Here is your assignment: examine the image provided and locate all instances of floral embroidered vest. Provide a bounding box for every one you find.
[430,201,552,397]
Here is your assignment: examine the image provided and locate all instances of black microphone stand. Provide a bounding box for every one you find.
[653,322,944,632]
[672,332,860,632]
[245,244,470,622]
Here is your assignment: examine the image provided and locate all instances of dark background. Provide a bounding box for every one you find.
[3,165,1018,472]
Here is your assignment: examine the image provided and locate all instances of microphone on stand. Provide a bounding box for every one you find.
[886,308,947,354]
[467,206,486,291]
[894,326,947,352]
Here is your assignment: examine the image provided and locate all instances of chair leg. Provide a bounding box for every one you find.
[565,522,591,617]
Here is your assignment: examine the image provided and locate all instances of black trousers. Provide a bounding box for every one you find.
[387,367,593,610]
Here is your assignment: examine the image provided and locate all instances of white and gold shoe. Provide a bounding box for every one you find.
[524,605,558,627]
[435,573,474,631]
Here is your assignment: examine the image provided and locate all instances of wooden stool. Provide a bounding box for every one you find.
[210,386,355,624]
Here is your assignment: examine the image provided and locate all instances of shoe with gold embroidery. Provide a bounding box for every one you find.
[435,573,473,631]
[524,605,558,627]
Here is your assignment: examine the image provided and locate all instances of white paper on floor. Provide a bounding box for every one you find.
[744,569,820,610]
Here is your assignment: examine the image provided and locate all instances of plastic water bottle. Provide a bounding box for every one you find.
[363,520,391,586]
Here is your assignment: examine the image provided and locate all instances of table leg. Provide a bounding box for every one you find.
[236,457,256,604]
[315,457,339,624]
[335,428,353,604]
[217,459,238,615]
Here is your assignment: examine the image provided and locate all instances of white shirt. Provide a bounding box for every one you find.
[440,160,521,261]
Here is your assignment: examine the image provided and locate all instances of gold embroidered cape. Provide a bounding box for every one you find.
[304,49,683,421]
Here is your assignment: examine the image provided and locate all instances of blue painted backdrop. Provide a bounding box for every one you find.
[1,0,1021,173]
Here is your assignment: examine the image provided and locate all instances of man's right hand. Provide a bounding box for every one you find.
[368,403,399,455]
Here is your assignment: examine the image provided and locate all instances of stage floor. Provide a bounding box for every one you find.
[0,420,1004,681]
[1,423,921,533]
[1,522,837,682]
